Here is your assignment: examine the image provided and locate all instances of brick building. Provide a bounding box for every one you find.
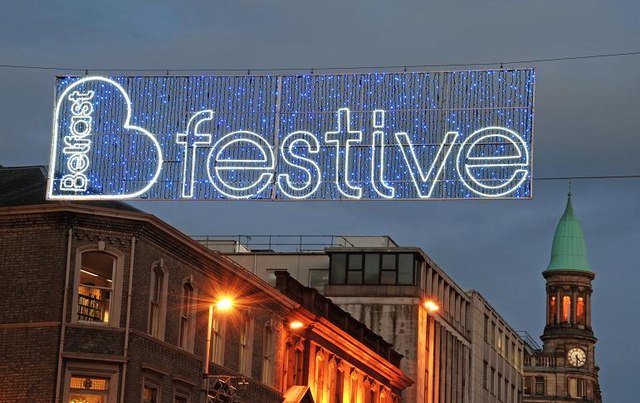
[0,166,410,403]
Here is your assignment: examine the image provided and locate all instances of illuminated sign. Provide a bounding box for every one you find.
[48,71,534,200]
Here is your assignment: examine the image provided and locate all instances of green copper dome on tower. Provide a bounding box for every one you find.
[546,192,591,271]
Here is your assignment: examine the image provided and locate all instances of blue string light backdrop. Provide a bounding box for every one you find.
[47,70,535,201]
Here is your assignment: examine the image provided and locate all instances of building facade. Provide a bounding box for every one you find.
[0,166,409,403]
[203,235,524,402]
[522,194,602,402]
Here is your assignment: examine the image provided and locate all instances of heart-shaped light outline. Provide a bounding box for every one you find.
[47,76,163,200]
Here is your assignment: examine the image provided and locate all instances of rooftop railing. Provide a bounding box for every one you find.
[192,234,398,253]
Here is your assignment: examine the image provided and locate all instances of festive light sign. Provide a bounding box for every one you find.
[48,70,535,200]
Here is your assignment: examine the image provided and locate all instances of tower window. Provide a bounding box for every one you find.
[549,295,557,324]
[576,295,585,325]
[561,295,571,323]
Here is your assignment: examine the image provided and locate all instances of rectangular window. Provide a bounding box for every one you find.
[363,253,380,284]
[498,373,502,400]
[482,360,488,389]
[491,367,495,395]
[568,378,587,398]
[148,263,166,339]
[261,322,275,386]
[397,254,414,285]
[211,316,226,365]
[143,383,159,403]
[491,321,496,347]
[484,314,489,342]
[549,295,557,324]
[330,254,347,284]
[69,375,110,402]
[535,376,545,395]
[308,269,329,293]
[238,314,254,376]
[576,295,585,325]
[179,282,195,351]
[77,251,115,324]
[562,295,571,323]
[523,377,532,395]
[347,254,364,284]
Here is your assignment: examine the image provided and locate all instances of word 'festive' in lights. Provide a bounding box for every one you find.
[48,73,534,201]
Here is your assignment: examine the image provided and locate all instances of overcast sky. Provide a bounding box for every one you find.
[2,1,639,400]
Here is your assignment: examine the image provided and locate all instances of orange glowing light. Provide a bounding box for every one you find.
[424,300,440,312]
[216,297,234,311]
[289,320,305,330]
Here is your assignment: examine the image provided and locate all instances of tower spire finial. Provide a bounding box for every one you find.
[568,181,572,197]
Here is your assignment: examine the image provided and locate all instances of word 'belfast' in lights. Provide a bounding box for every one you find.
[48,72,534,200]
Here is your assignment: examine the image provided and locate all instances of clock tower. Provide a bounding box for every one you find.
[522,193,602,402]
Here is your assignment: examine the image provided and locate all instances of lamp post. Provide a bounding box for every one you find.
[204,297,234,402]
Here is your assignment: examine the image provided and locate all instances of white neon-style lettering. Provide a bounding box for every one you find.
[48,76,164,200]
[395,130,459,198]
[277,131,322,199]
[325,108,363,199]
[59,89,94,192]
[456,127,529,197]
[206,131,274,199]
[176,110,214,198]
[370,110,395,199]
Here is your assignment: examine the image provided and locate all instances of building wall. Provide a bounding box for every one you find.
[0,209,292,403]
[467,291,524,403]
[1,202,411,403]
[216,240,525,403]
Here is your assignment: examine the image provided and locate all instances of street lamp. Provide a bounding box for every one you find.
[423,299,440,312]
[205,297,235,400]
[289,320,305,330]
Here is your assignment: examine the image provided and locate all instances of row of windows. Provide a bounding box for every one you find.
[74,248,276,386]
[76,251,198,352]
[483,313,522,368]
[329,252,419,286]
[548,293,587,325]
[296,342,397,403]
[482,361,518,402]
[64,362,193,403]
[523,376,587,398]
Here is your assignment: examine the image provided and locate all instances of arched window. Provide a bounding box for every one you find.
[74,247,124,326]
[148,261,167,339]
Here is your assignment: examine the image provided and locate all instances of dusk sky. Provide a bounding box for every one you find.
[1,1,639,401]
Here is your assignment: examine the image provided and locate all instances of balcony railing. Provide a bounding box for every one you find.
[524,355,557,368]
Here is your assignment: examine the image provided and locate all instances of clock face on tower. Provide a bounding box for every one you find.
[567,347,587,367]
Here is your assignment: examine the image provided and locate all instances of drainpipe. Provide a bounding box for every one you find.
[55,228,73,402]
[120,236,136,401]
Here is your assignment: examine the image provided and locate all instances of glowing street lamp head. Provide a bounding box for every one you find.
[216,297,234,311]
[289,320,305,330]
[424,300,440,312]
